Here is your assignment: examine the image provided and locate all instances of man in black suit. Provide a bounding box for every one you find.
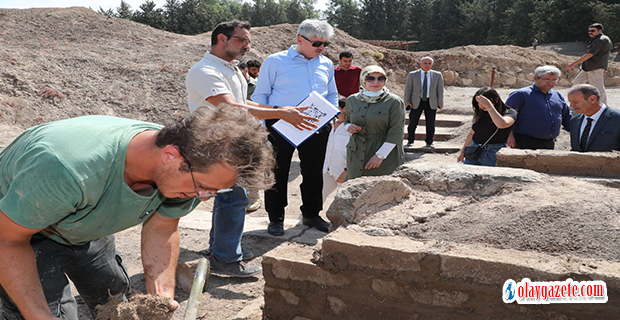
[568,84,620,152]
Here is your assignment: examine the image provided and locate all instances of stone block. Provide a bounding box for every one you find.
[497,148,620,178]
[263,243,350,287]
[394,162,542,196]
[321,229,429,273]
[326,176,411,227]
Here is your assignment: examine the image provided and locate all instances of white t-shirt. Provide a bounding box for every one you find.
[186,52,247,112]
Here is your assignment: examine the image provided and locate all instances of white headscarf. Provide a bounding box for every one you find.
[356,65,389,103]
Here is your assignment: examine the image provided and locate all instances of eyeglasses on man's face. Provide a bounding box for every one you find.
[178,150,233,200]
[588,29,598,33]
[300,35,330,47]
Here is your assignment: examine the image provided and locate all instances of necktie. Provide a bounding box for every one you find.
[422,72,428,101]
[580,117,593,151]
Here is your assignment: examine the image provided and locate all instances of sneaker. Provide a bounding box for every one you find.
[302,216,330,232]
[205,248,255,261]
[246,191,262,212]
[423,143,435,149]
[404,142,414,148]
[209,256,262,278]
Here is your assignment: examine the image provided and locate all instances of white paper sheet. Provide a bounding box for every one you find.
[271,91,339,147]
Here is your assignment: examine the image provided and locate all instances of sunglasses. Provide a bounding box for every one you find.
[178,149,233,200]
[366,76,386,82]
[588,29,598,33]
[300,35,330,47]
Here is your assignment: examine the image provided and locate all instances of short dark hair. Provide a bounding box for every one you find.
[155,104,275,191]
[589,23,603,31]
[339,51,353,59]
[212,20,251,46]
[246,60,261,68]
[238,62,247,70]
[568,84,600,102]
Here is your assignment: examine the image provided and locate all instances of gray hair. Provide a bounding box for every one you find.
[567,84,600,101]
[155,104,275,191]
[534,65,562,78]
[420,56,434,63]
[297,19,334,40]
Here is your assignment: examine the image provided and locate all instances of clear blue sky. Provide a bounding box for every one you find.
[1,0,328,13]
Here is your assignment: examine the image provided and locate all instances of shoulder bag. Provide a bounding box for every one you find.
[464,128,499,161]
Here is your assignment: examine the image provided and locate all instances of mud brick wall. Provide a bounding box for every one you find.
[262,229,620,320]
[496,149,620,178]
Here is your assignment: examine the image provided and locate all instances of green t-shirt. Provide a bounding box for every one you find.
[0,115,199,245]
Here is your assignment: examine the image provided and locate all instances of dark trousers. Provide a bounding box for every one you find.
[408,99,436,145]
[0,235,130,320]
[265,120,330,223]
[513,132,555,150]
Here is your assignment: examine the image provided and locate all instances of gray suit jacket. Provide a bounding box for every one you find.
[570,106,620,152]
[404,69,444,110]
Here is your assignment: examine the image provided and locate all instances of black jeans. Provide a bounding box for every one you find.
[513,132,555,150]
[264,120,330,223]
[0,235,130,320]
[408,99,436,145]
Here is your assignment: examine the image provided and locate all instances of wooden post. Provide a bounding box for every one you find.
[491,67,496,88]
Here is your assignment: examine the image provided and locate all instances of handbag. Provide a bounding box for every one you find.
[464,128,499,161]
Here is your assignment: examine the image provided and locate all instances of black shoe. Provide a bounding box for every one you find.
[267,221,285,236]
[302,216,330,232]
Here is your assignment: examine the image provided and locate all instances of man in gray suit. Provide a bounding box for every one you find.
[568,84,620,152]
[404,56,444,148]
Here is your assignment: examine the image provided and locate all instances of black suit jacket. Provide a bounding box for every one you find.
[570,106,620,152]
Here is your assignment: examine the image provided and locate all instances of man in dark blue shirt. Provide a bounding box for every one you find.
[506,65,571,149]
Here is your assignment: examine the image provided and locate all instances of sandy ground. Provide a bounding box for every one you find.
[99,85,620,319]
[1,85,619,319]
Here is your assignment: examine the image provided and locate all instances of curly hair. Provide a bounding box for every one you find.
[155,105,275,191]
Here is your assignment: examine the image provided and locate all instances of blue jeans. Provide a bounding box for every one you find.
[0,235,130,319]
[209,185,248,263]
[464,143,507,167]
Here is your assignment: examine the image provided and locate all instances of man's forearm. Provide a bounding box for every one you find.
[569,53,594,68]
[141,216,180,300]
[0,243,56,320]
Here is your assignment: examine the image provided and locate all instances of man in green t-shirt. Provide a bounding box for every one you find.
[0,105,274,319]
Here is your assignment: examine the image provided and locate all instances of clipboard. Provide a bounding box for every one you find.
[271,91,339,147]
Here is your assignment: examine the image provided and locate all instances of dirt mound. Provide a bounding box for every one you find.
[327,163,620,263]
[2,7,619,130]
[95,293,171,320]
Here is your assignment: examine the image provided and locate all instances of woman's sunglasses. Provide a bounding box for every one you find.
[366,76,386,82]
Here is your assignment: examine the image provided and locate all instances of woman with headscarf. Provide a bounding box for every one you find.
[345,65,405,180]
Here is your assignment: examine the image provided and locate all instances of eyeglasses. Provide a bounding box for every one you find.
[178,149,233,200]
[366,76,386,82]
[538,77,557,82]
[228,35,251,46]
[588,29,598,33]
[300,35,330,47]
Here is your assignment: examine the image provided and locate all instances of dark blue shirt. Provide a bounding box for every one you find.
[506,84,571,139]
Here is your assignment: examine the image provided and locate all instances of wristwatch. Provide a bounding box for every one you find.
[376,152,386,160]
